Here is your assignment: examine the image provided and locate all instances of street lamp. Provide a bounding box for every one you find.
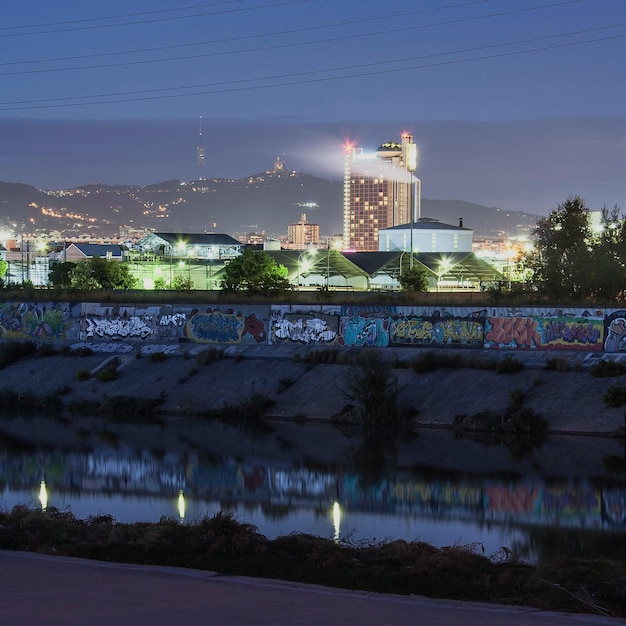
[297,248,316,290]
[437,258,451,292]
[405,139,418,270]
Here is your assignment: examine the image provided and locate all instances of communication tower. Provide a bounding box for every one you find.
[197,116,206,181]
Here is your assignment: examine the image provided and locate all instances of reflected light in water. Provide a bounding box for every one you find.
[332,500,341,543]
[38,480,48,511]
[178,489,185,522]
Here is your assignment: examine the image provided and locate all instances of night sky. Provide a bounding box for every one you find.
[1,0,624,214]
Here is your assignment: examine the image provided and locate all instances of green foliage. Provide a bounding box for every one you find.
[590,359,626,377]
[171,275,194,291]
[221,248,292,295]
[519,196,625,301]
[48,261,76,289]
[0,340,38,369]
[344,351,403,437]
[544,357,570,372]
[75,369,91,381]
[398,264,429,292]
[150,351,167,362]
[153,276,167,290]
[95,365,119,382]
[495,355,524,374]
[196,347,223,365]
[0,259,8,286]
[70,257,137,290]
[603,384,626,408]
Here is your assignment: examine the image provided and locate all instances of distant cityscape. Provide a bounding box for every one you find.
[0,133,565,291]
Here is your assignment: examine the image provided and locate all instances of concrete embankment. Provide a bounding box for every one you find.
[0,345,623,435]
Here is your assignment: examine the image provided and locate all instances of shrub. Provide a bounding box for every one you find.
[545,357,570,372]
[68,346,95,357]
[495,355,524,374]
[278,377,294,392]
[603,384,626,408]
[590,359,626,378]
[150,351,167,362]
[196,347,223,365]
[75,369,91,381]
[95,366,119,382]
[508,388,525,411]
[0,340,38,369]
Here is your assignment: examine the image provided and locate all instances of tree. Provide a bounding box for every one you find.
[70,258,137,290]
[398,265,429,292]
[172,275,194,291]
[0,259,8,288]
[48,261,76,289]
[221,248,291,295]
[589,205,626,301]
[519,196,624,302]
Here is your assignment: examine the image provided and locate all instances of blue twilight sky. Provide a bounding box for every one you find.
[0,0,624,214]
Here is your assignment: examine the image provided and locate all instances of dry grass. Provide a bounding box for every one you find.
[0,506,623,618]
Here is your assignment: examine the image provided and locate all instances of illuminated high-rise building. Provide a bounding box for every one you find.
[343,133,418,251]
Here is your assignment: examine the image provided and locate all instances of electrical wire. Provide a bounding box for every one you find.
[0,31,621,111]
[0,0,308,38]
[0,0,590,76]
[1,1,496,66]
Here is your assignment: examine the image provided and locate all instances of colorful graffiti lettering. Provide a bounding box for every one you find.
[604,312,626,353]
[83,316,153,340]
[484,483,542,515]
[243,313,266,343]
[159,313,186,327]
[184,311,244,344]
[0,302,73,339]
[340,314,390,347]
[272,313,337,344]
[485,316,542,349]
[542,487,600,520]
[541,318,602,349]
[391,319,434,344]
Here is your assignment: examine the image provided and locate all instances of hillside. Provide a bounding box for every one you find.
[0,173,540,240]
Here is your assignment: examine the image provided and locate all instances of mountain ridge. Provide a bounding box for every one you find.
[0,172,540,240]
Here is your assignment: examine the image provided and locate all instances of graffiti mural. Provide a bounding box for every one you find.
[184,307,267,344]
[604,310,626,353]
[484,308,604,351]
[339,313,390,347]
[391,315,484,348]
[268,305,340,345]
[0,301,75,340]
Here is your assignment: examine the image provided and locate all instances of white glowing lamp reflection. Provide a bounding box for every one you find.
[332,500,342,543]
[178,489,186,521]
[39,480,48,510]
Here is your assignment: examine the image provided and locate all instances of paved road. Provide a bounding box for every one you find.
[1,551,623,626]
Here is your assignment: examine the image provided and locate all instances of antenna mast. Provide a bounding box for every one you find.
[197,116,206,181]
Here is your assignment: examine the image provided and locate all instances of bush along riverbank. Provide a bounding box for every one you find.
[0,506,624,618]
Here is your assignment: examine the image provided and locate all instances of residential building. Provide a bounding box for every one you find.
[286,213,320,249]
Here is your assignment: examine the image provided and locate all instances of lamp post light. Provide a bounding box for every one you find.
[297,249,316,290]
[405,139,418,270]
[437,259,451,292]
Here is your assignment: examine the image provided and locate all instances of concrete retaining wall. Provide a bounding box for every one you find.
[0,300,624,353]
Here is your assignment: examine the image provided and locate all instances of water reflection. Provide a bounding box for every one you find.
[0,424,623,565]
[38,479,47,510]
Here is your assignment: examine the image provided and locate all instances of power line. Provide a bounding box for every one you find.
[1,1,495,66]
[1,32,621,111]
[0,0,244,31]
[0,0,590,76]
[0,0,310,37]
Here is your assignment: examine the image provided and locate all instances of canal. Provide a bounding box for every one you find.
[0,417,623,566]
